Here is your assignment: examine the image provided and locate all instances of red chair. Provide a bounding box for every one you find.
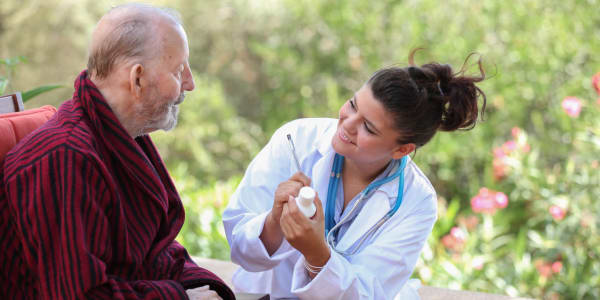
[0,105,57,161]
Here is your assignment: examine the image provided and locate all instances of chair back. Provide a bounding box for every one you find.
[0,92,25,114]
[0,105,57,161]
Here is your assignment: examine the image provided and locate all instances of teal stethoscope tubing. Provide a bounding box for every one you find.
[325,154,408,256]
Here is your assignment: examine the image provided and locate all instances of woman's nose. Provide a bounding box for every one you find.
[343,115,361,134]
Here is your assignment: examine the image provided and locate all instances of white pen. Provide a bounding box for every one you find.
[286,134,302,172]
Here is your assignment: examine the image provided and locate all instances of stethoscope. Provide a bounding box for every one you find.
[325,153,408,256]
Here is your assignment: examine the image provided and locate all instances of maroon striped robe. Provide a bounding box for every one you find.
[0,70,235,299]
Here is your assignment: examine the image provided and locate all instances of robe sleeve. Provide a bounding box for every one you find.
[3,147,232,300]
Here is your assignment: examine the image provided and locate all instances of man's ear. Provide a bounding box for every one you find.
[391,143,416,160]
[129,63,144,99]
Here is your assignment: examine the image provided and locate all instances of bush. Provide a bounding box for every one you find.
[415,76,600,299]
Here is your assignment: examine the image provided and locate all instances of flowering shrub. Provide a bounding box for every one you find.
[470,188,508,214]
[415,72,600,299]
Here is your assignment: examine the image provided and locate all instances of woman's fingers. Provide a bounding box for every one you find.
[289,171,311,187]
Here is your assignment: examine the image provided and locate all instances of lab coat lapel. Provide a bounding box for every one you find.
[335,192,391,251]
[312,126,336,217]
[312,149,335,215]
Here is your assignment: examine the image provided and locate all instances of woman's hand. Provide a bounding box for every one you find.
[260,172,311,255]
[186,285,223,300]
[280,192,331,274]
[271,172,311,224]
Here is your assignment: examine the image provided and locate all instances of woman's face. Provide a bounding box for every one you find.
[332,84,408,166]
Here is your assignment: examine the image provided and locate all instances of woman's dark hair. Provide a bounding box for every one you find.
[367,49,487,147]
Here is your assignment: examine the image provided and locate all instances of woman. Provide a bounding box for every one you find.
[223,51,487,299]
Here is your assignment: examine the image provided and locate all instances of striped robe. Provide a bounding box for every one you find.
[0,70,235,299]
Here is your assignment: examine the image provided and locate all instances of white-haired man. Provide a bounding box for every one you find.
[0,4,233,300]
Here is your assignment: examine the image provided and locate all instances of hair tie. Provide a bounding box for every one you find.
[437,81,445,97]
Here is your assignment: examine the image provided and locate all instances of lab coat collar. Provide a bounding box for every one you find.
[315,123,407,197]
[316,122,336,156]
[313,123,409,251]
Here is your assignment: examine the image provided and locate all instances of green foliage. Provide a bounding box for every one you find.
[151,75,266,183]
[21,85,64,102]
[3,0,599,299]
[416,95,600,299]
[0,56,27,95]
[0,56,63,101]
[173,165,240,261]
[163,1,600,299]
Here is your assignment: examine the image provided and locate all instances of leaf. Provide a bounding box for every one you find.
[441,261,462,279]
[21,85,63,102]
[0,79,7,95]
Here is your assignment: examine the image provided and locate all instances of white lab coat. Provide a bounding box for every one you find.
[223,118,437,299]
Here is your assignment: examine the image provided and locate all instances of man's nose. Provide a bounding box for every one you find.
[182,64,195,91]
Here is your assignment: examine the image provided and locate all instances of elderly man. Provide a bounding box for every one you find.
[0,4,233,300]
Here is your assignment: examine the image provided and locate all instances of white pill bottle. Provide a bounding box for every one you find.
[296,186,316,218]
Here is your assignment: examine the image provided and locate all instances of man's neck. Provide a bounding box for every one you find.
[91,76,141,138]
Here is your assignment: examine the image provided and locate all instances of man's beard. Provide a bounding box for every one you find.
[135,92,184,136]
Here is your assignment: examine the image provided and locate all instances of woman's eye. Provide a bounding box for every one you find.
[349,99,356,110]
[364,123,375,134]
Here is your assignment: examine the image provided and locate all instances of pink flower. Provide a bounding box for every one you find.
[442,227,467,252]
[511,127,521,139]
[535,261,553,278]
[551,261,562,273]
[549,205,566,221]
[457,215,479,231]
[441,235,454,249]
[592,72,600,95]
[471,188,509,214]
[503,140,517,152]
[471,256,484,270]
[561,97,582,118]
[494,192,508,208]
[493,147,505,158]
[492,158,507,181]
[471,195,495,214]
[450,227,467,242]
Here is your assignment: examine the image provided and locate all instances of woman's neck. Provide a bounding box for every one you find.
[342,157,391,186]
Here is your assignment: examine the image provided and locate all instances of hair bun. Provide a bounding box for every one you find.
[366,50,487,149]
[423,54,486,132]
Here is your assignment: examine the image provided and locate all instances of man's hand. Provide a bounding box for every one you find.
[186,285,223,300]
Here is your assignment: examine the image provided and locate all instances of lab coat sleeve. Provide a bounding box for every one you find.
[223,123,298,272]
[289,193,437,300]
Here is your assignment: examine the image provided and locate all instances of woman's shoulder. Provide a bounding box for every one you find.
[403,158,438,213]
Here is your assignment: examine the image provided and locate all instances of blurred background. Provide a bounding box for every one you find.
[1,0,599,298]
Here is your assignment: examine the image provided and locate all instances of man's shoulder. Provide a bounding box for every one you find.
[3,102,100,177]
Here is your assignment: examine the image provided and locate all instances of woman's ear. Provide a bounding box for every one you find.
[391,143,416,160]
[129,63,144,99]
